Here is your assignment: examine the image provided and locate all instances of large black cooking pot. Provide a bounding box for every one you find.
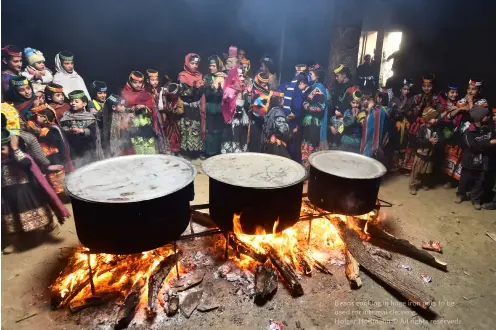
[65,155,196,254]
[202,153,307,235]
[308,150,387,215]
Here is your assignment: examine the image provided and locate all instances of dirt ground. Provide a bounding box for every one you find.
[2,166,496,330]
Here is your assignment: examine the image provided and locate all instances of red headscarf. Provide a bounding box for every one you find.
[178,53,203,87]
[221,66,244,123]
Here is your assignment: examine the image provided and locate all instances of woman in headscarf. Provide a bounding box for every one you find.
[59,90,103,168]
[262,91,291,158]
[178,53,206,159]
[7,76,35,120]
[27,104,73,202]
[1,125,70,254]
[300,65,329,169]
[221,66,250,153]
[121,71,169,155]
[204,55,226,157]
[158,78,183,156]
[52,51,90,99]
[249,72,271,152]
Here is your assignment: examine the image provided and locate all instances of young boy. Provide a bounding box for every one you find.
[456,107,496,209]
[1,45,23,93]
[21,47,53,94]
[409,107,440,195]
[45,83,70,121]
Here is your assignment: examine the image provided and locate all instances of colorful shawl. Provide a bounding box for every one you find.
[178,53,203,87]
[221,66,243,123]
[121,83,170,154]
[1,153,70,221]
[52,53,90,99]
[360,106,387,157]
[59,110,104,160]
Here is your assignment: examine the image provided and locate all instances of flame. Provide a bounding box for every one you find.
[50,245,184,305]
[230,202,376,273]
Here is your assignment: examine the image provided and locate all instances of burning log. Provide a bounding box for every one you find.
[147,251,182,317]
[294,249,312,276]
[228,233,268,264]
[309,256,333,275]
[254,265,278,305]
[114,277,146,330]
[327,216,435,310]
[344,250,362,289]
[262,243,304,297]
[366,222,447,271]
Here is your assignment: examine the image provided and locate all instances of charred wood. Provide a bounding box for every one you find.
[254,265,278,305]
[327,216,434,310]
[262,243,304,297]
[345,250,362,289]
[147,252,182,317]
[190,209,217,228]
[114,277,146,330]
[228,233,268,264]
[294,249,312,276]
[366,222,447,271]
[165,294,179,317]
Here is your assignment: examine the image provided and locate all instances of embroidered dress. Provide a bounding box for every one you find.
[301,85,327,169]
[263,106,291,158]
[204,72,225,157]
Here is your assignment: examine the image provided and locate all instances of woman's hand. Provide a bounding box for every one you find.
[330,126,337,135]
[10,135,19,150]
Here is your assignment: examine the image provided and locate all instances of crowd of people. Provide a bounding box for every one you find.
[1,43,495,252]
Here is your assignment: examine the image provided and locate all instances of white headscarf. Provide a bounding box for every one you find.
[52,53,91,100]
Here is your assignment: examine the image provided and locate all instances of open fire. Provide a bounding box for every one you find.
[50,200,444,329]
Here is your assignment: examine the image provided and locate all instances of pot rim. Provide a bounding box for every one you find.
[65,155,197,203]
[309,150,387,179]
[202,152,307,189]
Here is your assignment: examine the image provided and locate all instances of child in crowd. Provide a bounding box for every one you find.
[1,45,23,93]
[89,81,108,113]
[52,51,90,99]
[456,107,496,209]
[409,107,440,195]
[329,109,344,149]
[45,83,70,121]
[105,94,135,157]
[21,48,53,94]
[59,90,103,168]
[340,90,365,153]
[146,69,160,106]
[8,76,34,119]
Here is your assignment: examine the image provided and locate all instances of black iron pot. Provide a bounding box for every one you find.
[307,150,387,215]
[65,155,196,254]
[202,153,307,235]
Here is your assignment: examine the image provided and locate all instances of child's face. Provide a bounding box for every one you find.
[62,60,74,73]
[70,98,87,111]
[447,89,458,101]
[4,56,22,73]
[36,114,47,125]
[401,86,410,96]
[131,79,143,90]
[33,61,45,70]
[52,92,65,104]
[16,85,33,99]
[34,91,45,106]
[422,82,433,94]
[351,100,360,109]
[113,104,126,112]
[149,77,159,88]
[189,60,199,71]
[467,85,478,97]
[96,91,107,102]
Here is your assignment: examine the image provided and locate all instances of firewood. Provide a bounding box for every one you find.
[262,243,304,297]
[229,233,268,264]
[114,277,146,330]
[309,256,333,275]
[366,222,447,271]
[327,216,435,310]
[294,249,312,276]
[190,209,217,228]
[165,294,179,316]
[254,265,278,305]
[345,250,362,289]
[147,252,182,317]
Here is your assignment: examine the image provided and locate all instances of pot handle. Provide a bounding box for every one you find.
[376,199,393,208]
